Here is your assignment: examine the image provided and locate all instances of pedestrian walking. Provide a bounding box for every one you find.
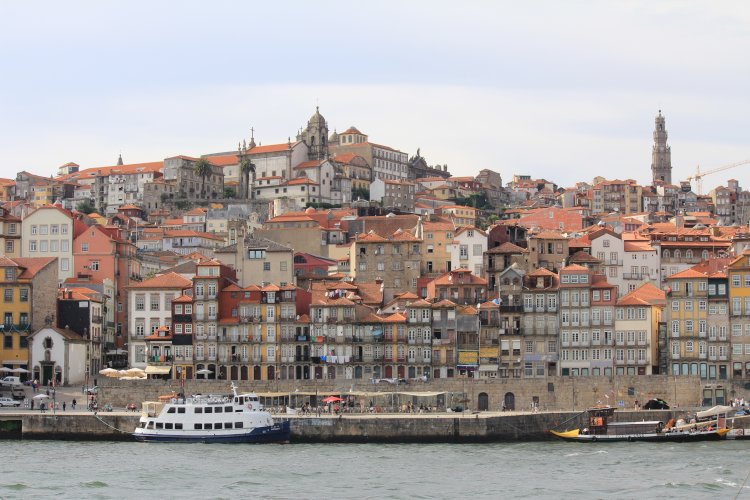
[62,401,66,411]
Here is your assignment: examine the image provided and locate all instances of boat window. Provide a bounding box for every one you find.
[225,406,233,412]
[147,422,154,429]
[175,423,183,430]
[215,407,223,413]
[250,397,258,402]
[195,424,202,430]
[224,422,232,429]
[178,407,186,414]
[167,407,176,413]
[216,422,222,429]
[139,422,146,428]
[165,423,173,429]
[205,407,213,414]
[235,422,243,429]
[204,423,212,430]
[156,423,164,429]
[195,407,203,414]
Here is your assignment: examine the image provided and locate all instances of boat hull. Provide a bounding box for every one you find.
[551,427,729,443]
[133,420,290,444]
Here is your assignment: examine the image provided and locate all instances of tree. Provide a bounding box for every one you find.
[194,158,213,198]
[224,187,236,199]
[352,187,370,201]
[76,200,96,214]
[239,158,256,199]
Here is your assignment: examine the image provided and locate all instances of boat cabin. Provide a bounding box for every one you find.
[584,406,663,436]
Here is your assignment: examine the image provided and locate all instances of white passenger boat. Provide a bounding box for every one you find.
[133,383,290,443]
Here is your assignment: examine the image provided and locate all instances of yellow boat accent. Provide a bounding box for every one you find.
[717,428,730,438]
[550,429,580,439]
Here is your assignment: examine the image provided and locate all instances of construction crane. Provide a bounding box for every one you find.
[685,160,750,195]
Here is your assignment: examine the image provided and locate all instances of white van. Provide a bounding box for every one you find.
[0,376,21,387]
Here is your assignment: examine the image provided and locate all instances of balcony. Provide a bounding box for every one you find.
[91,315,103,324]
[499,305,523,313]
[623,273,649,280]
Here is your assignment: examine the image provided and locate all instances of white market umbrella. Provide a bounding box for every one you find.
[125,368,145,376]
[99,368,118,376]
[10,368,30,374]
[33,394,51,400]
[0,367,11,373]
[195,369,213,375]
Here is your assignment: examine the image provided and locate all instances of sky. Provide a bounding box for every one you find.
[0,1,748,191]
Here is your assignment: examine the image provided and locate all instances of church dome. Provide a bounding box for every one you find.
[308,106,326,126]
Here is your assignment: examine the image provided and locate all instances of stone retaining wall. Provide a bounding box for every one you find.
[95,375,716,412]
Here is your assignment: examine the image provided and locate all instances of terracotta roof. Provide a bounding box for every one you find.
[381,312,406,323]
[293,160,321,170]
[128,272,193,289]
[57,161,163,182]
[617,283,666,306]
[287,178,317,186]
[172,295,193,303]
[11,257,57,279]
[624,241,655,252]
[432,299,457,308]
[527,268,557,277]
[248,143,293,154]
[487,242,528,254]
[356,231,389,243]
[569,251,601,263]
[202,154,238,166]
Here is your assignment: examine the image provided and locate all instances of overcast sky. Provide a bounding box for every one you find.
[1,1,748,191]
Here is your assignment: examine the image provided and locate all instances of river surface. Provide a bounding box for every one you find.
[1,440,749,499]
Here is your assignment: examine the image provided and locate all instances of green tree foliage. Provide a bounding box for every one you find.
[76,200,96,214]
[194,158,213,197]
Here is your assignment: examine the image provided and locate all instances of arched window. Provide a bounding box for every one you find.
[673,250,681,260]
[702,250,709,261]
[685,250,693,260]
[663,250,670,259]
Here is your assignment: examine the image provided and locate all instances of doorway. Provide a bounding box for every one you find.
[504,392,515,411]
[478,392,489,411]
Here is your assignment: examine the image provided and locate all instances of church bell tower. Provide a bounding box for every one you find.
[651,110,672,185]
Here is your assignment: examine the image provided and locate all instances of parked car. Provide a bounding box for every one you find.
[0,397,21,407]
[0,377,21,387]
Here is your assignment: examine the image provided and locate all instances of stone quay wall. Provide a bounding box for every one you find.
[95,375,715,412]
[5,410,684,442]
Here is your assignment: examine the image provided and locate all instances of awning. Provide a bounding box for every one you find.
[479,364,499,371]
[106,349,128,355]
[145,365,172,375]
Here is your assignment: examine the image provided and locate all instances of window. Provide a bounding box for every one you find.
[90,261,100,271]
[29,240,36,252]
[82,243,89,252]
[3,289,12,302]
[19,288,28,302]
[150,294,160,311]
[5,241,13,253]
[263,262,271,271]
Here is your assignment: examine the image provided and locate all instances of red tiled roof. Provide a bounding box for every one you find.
[11,257,57,279]
[127,272,193,289]
[617,283,666,306]
[248,143,293,154]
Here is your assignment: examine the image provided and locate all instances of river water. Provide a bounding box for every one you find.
[1,440,749,499]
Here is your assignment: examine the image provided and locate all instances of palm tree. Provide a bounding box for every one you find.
[240,158,256,199]
[194,158,213,199]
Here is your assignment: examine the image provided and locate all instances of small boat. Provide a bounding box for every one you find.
[133,382,291,443]
[550,406,729,442]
